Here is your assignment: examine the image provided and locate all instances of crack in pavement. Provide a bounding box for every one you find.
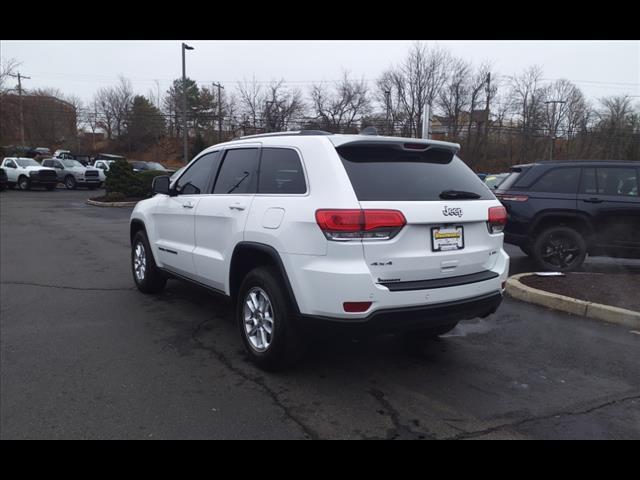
[190,318,320,440]
[444,393,640,440]
[368,388,434,440]
[0,281,134,292]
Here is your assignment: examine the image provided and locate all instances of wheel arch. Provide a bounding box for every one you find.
[229,242,300,314]
[130,219,147,246]
[529,210,593,240]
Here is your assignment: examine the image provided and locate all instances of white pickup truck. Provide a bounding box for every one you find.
[1,157,58,190]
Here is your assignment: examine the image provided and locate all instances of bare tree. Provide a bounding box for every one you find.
[236,76,264,130]
[437,56,471,138]
[384,42,450,137]
[93,76,133,140]
[263,80,305,131]
[595,95,637,159]
[310,71,371,132]
[508,65,545,161]
[0,57,20,94]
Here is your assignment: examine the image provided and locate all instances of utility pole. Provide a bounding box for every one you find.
[8,72,31,146]
[212,82,224,141]
[545,100,566,161]
[181,43,194,163]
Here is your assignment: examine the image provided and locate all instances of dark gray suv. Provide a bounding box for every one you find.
[495,160,640,271]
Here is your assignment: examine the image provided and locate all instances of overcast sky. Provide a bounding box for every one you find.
[2,40,638,105]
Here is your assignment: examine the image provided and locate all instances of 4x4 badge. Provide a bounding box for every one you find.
[442,206,463,217]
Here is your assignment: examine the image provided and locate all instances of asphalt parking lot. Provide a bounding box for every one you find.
[1,188,639,439]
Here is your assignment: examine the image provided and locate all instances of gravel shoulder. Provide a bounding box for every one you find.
[520,273,640,312]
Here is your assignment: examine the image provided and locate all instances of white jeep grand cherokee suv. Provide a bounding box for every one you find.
[129,131,509,369]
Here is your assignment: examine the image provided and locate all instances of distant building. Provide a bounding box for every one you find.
[0,94,77,146]
[432,109,490,138]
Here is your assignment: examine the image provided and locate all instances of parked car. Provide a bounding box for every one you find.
[41,158,101,190]
[495,160,640,271]
[73,154,92,166]
[129,130,509,370]
[0,167,7,191]
[93,159,115,184]
[53,149,73,159]
[484,173,509,190]
[1,157,58,190]
[144,161,176,174]
[94,153,125,164]
[34,147,51,156]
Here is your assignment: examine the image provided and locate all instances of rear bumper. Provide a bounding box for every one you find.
[283,247,509,320]
[301,291,502,331]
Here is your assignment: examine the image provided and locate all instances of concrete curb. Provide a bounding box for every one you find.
[86,199,138,208]
[506,273,640,329]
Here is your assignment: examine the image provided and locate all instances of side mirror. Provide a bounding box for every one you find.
[152,175,173,196]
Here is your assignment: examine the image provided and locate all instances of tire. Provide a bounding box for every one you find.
[237,266,304,371]
[131,230,167,294]
[532,226,587,272]
[64,175,77,190]
[17,175,30,191]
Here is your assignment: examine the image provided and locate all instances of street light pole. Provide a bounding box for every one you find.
[182,42,194,163]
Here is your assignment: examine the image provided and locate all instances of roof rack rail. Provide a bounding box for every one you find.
[237,130,334,140]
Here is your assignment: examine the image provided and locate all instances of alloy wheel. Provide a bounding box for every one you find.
[540,232,581,269]
[243,287,275,352]
[133,242,146,282]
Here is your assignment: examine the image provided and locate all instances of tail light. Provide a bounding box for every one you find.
[496,194,528,202]
[315,209,406,241]
[488,206,507,234]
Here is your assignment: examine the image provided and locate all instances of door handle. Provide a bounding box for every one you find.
[229,204,246,211]
[582,198,603,203]
[182,201,195,209]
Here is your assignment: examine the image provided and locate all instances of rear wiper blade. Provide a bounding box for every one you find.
[439,190,481,200]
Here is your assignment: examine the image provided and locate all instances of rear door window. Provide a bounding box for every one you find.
[336,145,492,201]
[258,148,306,194]
[596,168,638,197]
[531,167,580,194]
[213,148,259,194]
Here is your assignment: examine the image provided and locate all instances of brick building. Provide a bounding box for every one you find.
[0,94,77,147]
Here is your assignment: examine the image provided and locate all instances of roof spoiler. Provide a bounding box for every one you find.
[330,137,461,155]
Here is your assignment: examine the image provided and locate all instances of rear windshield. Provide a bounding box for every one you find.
[337,145,493,201]
[496,170,526,191]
